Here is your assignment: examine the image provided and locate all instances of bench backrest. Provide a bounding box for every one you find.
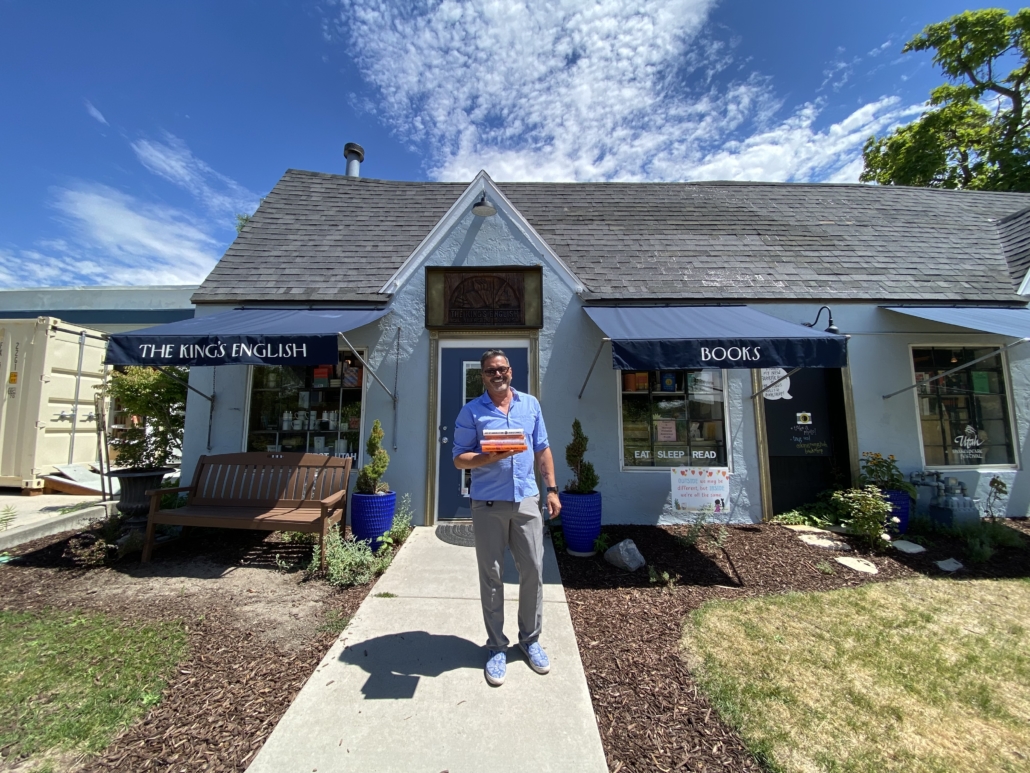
[188,452,353,509]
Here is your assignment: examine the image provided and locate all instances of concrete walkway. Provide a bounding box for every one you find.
[248,526,608,773]
[0,493,111,552]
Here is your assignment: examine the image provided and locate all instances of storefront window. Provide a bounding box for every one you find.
[621,369,726,468]
[913,347,1016,467]
[246,350,364,460]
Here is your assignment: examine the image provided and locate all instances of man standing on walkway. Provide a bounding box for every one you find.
[452,349,561,686]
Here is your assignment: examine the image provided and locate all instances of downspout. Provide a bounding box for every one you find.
[392,327,400,451]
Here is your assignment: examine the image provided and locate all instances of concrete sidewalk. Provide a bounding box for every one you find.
[0,493,111,552]
[248,526,608,773]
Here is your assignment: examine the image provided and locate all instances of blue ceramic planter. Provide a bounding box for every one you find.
[884,489,912,534]
[559,491,602,556]
[351,491,396,551]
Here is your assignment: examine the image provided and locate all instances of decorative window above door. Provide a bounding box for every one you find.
[425,266,543,328]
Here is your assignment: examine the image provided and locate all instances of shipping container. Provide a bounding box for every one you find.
[0,317,107,491]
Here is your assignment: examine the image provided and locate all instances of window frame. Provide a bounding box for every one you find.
[240,347,368,465]
[907,342,1020,471]
[615,367,733,473]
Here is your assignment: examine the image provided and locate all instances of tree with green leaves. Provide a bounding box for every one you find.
[861,8,1030,191]
[103,367,187,470]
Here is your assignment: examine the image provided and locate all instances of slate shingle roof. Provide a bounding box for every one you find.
[193,169,1030,305]
[999,206,1030,292]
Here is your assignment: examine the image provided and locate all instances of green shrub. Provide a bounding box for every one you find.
[772,489,848,528]
[386,493,414,545]
[101,367,186,470]
[859,451,917,497]
[308,527,392,587]
[832,486,892,552]
[965,534,995,564]
[983,475,1009,521]
[355,419,390,494]
[564,419,599,494]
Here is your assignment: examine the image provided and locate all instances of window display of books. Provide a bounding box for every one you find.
[246,355,365,458]
[481,428,528,452]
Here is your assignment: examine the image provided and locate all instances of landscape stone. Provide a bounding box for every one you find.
[835,557,878,574]
[892,540,927,555]
[781,525,829,534]
[798,533,851,551]
[936,558,964,572]
[605,539,646,572]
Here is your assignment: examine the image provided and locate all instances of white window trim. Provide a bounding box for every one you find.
[242,346,368,468]
[907,342,1020,471]
[615,368,733,474]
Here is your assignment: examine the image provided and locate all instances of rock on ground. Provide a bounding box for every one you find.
[835,556,878,574]
[798,534,851,551]
[892,540,927,555]
[605,539,646,572]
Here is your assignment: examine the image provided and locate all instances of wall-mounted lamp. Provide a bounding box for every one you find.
[471,194,496,217]
[802,305,839,335]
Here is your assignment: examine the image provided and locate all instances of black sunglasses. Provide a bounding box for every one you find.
[483,366,511,376]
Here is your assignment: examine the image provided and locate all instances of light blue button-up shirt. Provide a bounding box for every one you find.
[452,388,550,502]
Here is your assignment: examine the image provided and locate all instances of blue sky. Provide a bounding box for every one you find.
[0,0,994,288]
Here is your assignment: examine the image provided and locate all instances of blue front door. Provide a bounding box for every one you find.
[437,346,529,520]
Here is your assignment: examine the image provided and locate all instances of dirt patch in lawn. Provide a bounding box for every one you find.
[0,526,373,773]
[554,520,1030,773]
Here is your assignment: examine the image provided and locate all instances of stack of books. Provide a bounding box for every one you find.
[481,429,528,453]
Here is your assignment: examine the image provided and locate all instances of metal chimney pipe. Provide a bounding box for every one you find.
[344,142,365,177]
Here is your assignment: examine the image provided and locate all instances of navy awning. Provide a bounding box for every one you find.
[885,306,1030,338]
[105,308,388,366]
[583,306,848,370]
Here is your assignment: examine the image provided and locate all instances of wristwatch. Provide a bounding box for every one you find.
[545,486,559,494]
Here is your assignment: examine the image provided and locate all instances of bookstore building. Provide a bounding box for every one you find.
[106,166,1030,523]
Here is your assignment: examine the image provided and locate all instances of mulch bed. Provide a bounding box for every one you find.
[0,526,372,773]
[554,520,1030,773]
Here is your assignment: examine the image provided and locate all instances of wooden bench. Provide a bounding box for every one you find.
[142,452,352,568]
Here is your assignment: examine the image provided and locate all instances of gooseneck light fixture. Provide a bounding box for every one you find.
[471,193,497,217]
[803,305,839,335]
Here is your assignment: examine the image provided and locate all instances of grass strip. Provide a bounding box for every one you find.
[0,609,187,759]
[683,578,1030,773]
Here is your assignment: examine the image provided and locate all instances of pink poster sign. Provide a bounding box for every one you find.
[671,467,730,513]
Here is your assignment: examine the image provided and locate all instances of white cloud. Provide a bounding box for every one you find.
[132,133,259,216]
[84,100,108,125]
[328,0,917,183]
[0,184,222,289]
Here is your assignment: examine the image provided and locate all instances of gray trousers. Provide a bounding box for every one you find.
[470,496,544,650]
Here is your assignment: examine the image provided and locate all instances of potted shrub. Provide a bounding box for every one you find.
[859,452,918,533]
[350,419,396,551]
[559,419,602,556]
[102,367,186,518]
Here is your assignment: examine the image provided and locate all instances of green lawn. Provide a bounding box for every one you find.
[683,578,1030,773]
[0,609,187,760]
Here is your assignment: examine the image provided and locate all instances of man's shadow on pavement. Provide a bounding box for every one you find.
[339,631,484,700]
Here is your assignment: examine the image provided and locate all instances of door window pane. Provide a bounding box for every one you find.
[912,347,1015,466]
[620,369,727,467]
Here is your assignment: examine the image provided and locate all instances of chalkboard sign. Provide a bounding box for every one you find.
[763,368,833,457]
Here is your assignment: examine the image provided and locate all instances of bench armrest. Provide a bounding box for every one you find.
[320,488,348,517]
[145,486,192,498]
